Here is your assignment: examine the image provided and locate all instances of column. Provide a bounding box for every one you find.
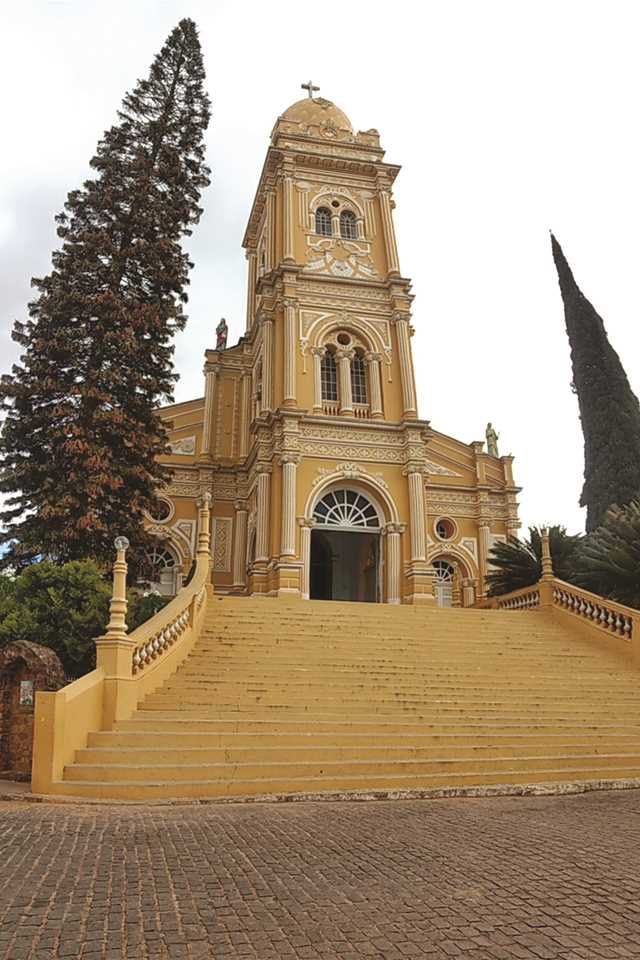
[255,465,272,562]
[266,189,276,270]
[311,346,325,412]
[392,313,417,418]
[379,189,400,275]
[245,251,257,332]
[239,373,250,459]
[261,314,274,412]
[232,500,248,588]
[283,175,295,263]
[299,519,315,600]
[200,369,218,457]
[283,298,297,406]
[385,523,404,604]
[280,454,299,557]
[462,578,477,608]
[407,467,427,561]
[336,347,354,416]
[478,520,491,597]
[365,351,383,418]
[356,217,365,240]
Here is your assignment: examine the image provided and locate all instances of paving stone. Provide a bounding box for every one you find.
[1,792,640,958]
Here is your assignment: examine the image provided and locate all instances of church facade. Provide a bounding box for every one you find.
[146,91,520,606]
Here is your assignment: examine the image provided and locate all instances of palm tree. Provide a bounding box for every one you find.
[575,499,640,609]
[486,526,583,597]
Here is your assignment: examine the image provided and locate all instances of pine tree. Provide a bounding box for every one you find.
[551,235,640,532]
[0,19,211,568]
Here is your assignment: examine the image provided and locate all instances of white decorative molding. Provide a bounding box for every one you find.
[168,436,196,456]
[424,460,462,478]
[212,517,233,572]
[312,462,389,490]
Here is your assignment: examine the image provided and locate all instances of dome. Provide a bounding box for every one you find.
[281,97,353,133]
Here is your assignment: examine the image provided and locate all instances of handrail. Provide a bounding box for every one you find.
[479,583,540,610]
[31,493,213,794]
[551,578,636,642]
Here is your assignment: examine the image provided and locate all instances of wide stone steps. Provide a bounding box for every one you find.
[56,597,640,800]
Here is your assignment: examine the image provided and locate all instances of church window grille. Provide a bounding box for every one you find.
[340,209,357,240]
[350,353,368,405]
[432,559,456,608]
[313,489,380,529]
[145,546,176,571]
[315,207,333,236]
[320,351,338,401]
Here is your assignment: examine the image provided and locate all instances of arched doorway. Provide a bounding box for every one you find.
[432,559,456,607]
[140,544,182,597]
[310,488,382,602]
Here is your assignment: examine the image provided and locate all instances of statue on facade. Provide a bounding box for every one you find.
[485,422,499,458]
[215,318,228,351]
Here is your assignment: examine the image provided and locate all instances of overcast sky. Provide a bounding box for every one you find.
[3,0,640,535]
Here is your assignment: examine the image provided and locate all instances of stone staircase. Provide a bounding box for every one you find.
[56,597,640,800]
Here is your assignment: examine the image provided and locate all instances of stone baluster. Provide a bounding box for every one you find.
[336,347,354,416]
[232,500,249,588]
[311,346,325,413]
[365,351,384,418]
[280,454,300,557]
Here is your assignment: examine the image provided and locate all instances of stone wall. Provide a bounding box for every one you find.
[0,641,65,780]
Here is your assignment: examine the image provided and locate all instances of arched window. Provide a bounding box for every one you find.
[141,545,181,597]
[320,350,338,401]
[340,209,357,240]
[313,489,380,529]
[350,352,368,405]
[315,207,333,236]
[432,559,456,608]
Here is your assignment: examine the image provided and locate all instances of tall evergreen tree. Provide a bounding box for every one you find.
[0,19,211,568]
[551,234,640,531]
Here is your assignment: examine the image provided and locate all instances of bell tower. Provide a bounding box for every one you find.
[241,83,419,425]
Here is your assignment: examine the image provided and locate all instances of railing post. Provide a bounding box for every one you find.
[95,536,137,727]
[631,614,640,666]
[197,492,212,560]
[539,527,555,608]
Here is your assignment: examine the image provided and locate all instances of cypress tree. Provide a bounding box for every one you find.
[0,19,211,568]
[551,234,640,532]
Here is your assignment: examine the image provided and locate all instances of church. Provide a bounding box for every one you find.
[145,87,521,607]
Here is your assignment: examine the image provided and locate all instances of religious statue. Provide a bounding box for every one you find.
[215,318,228,351]
[485,422,499,458]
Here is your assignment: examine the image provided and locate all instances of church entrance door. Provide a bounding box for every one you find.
[310,529,380,602]
[310,488,382,603]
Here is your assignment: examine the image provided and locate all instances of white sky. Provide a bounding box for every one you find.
[2,0,640,535]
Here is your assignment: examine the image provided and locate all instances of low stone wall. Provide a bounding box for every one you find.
[0,641,65,780]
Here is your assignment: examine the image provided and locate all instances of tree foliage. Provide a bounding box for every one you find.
[551,235,640,531]
[0,19,211,569]
[486,525,583,597]
[0,561,173,677]
[574,499,640,609]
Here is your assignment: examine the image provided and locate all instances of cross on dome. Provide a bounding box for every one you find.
[301,80,320,99]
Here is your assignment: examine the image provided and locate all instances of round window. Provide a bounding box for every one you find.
[331,200,340,208]
[147,497,173,523]
[336,332,351,346]
[435,517,456,541]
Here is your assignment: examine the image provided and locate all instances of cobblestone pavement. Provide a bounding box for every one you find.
[2,790,640,959]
